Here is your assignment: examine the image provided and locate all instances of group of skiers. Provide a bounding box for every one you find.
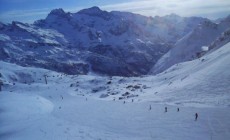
[94,98,199,121]
[119,99,199,121]
[164,106,199,121]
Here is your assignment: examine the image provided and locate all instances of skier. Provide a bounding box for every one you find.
[149,105,152,110]
[165,107,167,112]
[132,99,134,102]
[123,101,126,104]
[195,113,198,121]
[177,108,179,112]
[0,80,3,91]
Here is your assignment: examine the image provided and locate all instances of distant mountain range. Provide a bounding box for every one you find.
[0,6,229,76]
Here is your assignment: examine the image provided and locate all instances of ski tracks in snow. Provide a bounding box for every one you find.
[205,114,230,139]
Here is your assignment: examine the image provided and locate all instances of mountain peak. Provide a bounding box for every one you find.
[77,6,111,20]
[169,13,180,17]
[49,8,66,16]
[164,13,181,18]
[45,8,71,21]
[78,6,102,14]
[163,13,182,22]
[87,6,101,11]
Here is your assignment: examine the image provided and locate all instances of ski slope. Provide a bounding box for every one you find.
[1,92,230,140]
[0,43,230,140]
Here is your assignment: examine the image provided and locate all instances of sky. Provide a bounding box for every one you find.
[0,0,230,23]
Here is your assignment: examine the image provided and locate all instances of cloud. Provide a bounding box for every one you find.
[1,9,49,17]
[0,8,51,23]
[101,0,230,19]
[1,0,229,23]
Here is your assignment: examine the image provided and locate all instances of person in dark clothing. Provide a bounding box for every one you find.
[165,107,167,112]
[177,108,179,112]
[195,113,198,121]
[0,80,3,91]
[149,105,152,110]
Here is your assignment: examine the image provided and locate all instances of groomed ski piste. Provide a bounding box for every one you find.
[1,43,230,140]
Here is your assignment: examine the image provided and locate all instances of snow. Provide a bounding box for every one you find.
[136,38,145,44]
[13,22,67,45]
[201,46,209,51]
[1,92,230,140]
[145,42,230,106]
[24,39,38,43]
[0,42,230,140]
[151,19,230,74]
[0,34,11,41]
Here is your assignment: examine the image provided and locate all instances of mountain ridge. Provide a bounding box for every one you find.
[0,6,219,76]
[150,15,230,74]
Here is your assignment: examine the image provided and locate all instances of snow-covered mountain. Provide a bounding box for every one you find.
[0,7,208,76]
[150,15,230,74]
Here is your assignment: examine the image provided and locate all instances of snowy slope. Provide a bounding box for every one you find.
[0,42,230,140]
[1,42,230,106]
[151,15,230,74]
[145,42,230,106]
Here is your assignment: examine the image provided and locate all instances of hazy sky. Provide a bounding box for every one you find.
[0,0,230,23]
